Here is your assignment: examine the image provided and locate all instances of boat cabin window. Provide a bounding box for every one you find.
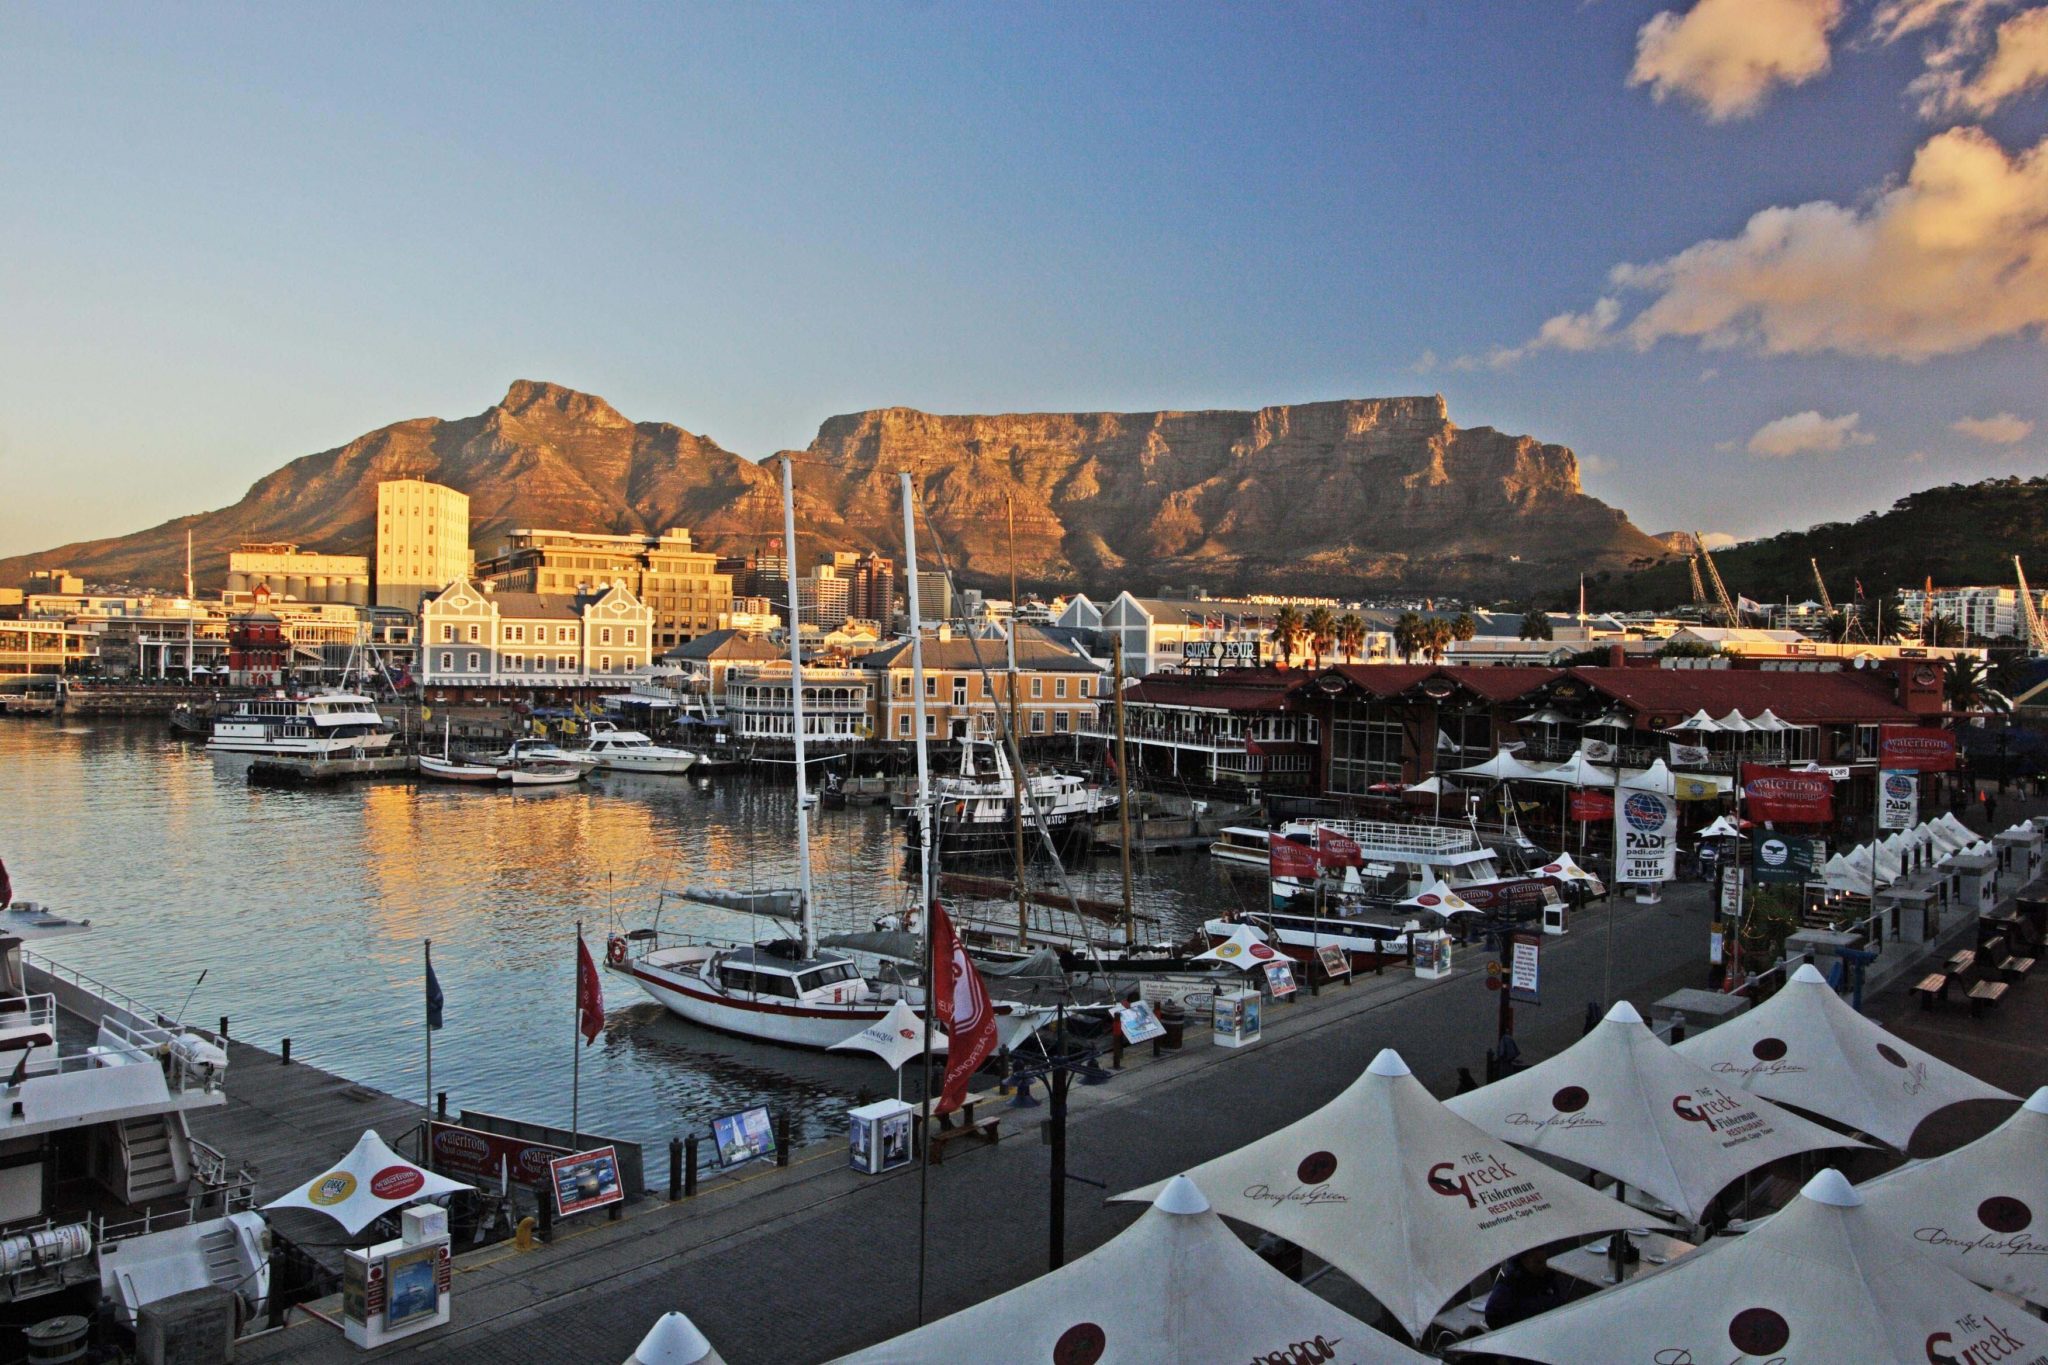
[800,963,859,990]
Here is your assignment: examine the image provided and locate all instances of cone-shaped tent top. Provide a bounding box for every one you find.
[1583,709,1635,731]
[627,1312,725,1365]
[1534,852,1603,884]
[834,1176,1430,1364]
[1938,811,1976,845]
[1446,1002,1862,1222]
[1532,751,1616,788]
[1450,749,1553,783]
[1697,814,1746,840]
[1673,964,2014,1149]
[1515,707,1572,726]
[826,999,930,1073]
[1665,709,1720,733]
[1456,1168,2048,1364]
[1404,774,1456,797]
[1750,708,1792,732]
[1190,923,1283,971]
[1854,1087,2048,1305]
[1714,708,1752,732]
[261,1129,473,1235]
[1400,879,1480,917]
[1624,758,1678,795]
[1112,1048,1653,1339]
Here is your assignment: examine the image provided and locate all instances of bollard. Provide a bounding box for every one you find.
[220,1016,230,1041]
[774,1110,791,1167]
[513,1215,537,1251]
[436,1092,448,1119]
[1670,1019,1687,1044]
[1110,1034,1124,1071]
[669,1137,683,1201]
[685,1135,700,1197]
[279,1038,291,1066]
[536,1193,554,1243]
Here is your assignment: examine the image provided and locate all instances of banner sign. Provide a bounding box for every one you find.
[1269,835,1319,882]
[1879,769,1920,830]
[1753,834,1819,885]
[1315,943,1351,980]
[1313,826,1364,870]
[1569,790,1614,822]
[1509,933,1540,1003]
[1719,868,1744,914]
[1879,725,1957,772]
[1579,738,1617,764]
[427,1122,569,1190]
[1263,960,1298,998]
[710,1106,778,1168]
[1616,786,1678,884]
[1674,775,1720,802]
[1139,977,1214,1021]
[549,1146,625,1218]
[1668,741,1710,768]
[1742,764,1835,823]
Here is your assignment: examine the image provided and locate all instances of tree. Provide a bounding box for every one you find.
[1656,639,1723,659]
[1393,611,1425,662]
[1303,605,1338,668]
[1517,607,1553,641]
[1450,612,1477,643]
[1943,657,2010,720]
[1270,603,1304,667]
[1335,613,1366,663]
[1418,617,1454,663]
[1925,612,1967,648]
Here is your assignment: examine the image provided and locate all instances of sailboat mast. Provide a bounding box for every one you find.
[900,474,934,916]
[780,456,818,959]
[1113,646,1135,948]
[1007,496,1026,950]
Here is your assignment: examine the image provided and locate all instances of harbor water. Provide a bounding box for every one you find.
[0,719,1260,1151]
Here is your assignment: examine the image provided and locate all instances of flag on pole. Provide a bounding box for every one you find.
[576,934,604,1045]
[426,959,445,1031]
[0,859,11,909]
[929,903,997,1115]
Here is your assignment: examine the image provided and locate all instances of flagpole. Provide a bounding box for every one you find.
[423,938,433,1163]
[572,919,582,1146]
[902,473,937,1327]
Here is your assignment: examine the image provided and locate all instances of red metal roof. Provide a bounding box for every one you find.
[1124,672,1298,711]
[1565,667,1914,725]
[1312,664,1561,702]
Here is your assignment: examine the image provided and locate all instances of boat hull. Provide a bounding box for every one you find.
[418,756,501,783]
[207,733,394,757]
[615,960,902,1050]
[594,753,697,775]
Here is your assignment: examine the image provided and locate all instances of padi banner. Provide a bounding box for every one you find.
[1741,764,1835,823]
[1616,786,1678,884]
[1752,833,1819,885]
[1667,741,1709,768]
[1878,725,1957,772]
[1579,737,1617,764]
[1879,768,1919,830]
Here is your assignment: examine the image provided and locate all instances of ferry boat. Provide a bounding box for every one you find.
[921,737,1115,853]
[569,721,698,775]
[205,690,393,756]
[1208,826,1273,867]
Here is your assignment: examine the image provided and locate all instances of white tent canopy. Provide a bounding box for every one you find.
[836,1175,1431,1363]
[1583,709,1635,731]
[1404,774,1457,796]
[1446,1002,1861,1222]
[1190,923,1284,971]
[1399,880,1480,917]
[1528,751,1615,788]
[1714,708,1752,732]
[1673,964,2015,1149]
[1456,1170,2048,1364]
[1750,707,1792,732]
[1534,852,1603,887]
[1450,749,1554,783]
[1856,1088,2048,1306]
[1697,814,1746,840]
[828,999,931,1072]
[626,1312,726,1365]
[1665,709,1720,733]
[1114,1050,1651,1339]
[1514,707,1571,726]
[1622,758,1678,796]
[262,1129,473,1235]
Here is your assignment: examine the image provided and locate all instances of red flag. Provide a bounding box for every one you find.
[0,860,10,909]
[1268,834,1320,881]
[1313,826,1364,869]
[930,902,997,1115]
[575,935,604,1046]
[1740,764,1835,822]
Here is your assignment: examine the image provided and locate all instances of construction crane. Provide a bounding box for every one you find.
[1693,530,1739,627]
[2018,556,2047,657]
[1687,552,1707,610]
[1809,558,1834,615]
[1920,575,1936,644]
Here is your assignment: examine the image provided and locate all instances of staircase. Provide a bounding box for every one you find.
[196,1221,246,1294]
[117,1114,190,1204]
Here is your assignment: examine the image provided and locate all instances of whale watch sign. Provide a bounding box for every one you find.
[1616,787,1677,884]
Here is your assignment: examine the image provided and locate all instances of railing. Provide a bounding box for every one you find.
[23,950,223,1050]
[1282,818,1478,855]
[0,994,57,1039]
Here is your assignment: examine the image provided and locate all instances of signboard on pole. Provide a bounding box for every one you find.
[1879,768,1920,830]
[1753,834,1819,885]
[1263,960,1298,998]
[1742,764,1836,823]
[1112,1000,1167,1045]
[1616,786,1678,884]
[1718,867,1745,915]
[1879,725,1957,772]
[710,1106,777,1168]
[426,1122,569,1190]
[1508,933,1540,1003]
[548,1146,625,1218]
[1315,943,1351,980]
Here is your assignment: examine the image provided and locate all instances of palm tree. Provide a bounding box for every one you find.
[1944,657,2010,720]
[1303,605,1337,668]
[1518,606,1553,641]
[1335,613,1366,663]
[1270,603,1304,667]
[1393,611,1424,663]
[1418,617,1454,663]
[1925,612,1967,648]
[1450,612,1477,644]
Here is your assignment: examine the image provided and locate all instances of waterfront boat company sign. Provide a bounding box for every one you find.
[1879,725,1958,772]
[1880,769,1920,830]
[1616,787,1677,884]
[1269,834,1320,881]
[1741,764,1835,824]
[427,1122,569,1189]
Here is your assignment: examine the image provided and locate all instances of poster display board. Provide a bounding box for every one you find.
[1412,930,1453,980]
[1139,977,1215,1021]
[1616,788,1678,884]
[1212,990,1262,1048]
[341,1226,453,1348]
[847,1099,914,1176]
[1753,834,1820,885]
[1113,1000,1167,1045]
[548,1147,625,1218]
[1879,769,1920,830]
[1315,943,1351,980]
[710,1106,777,1169]
[1509,933,1541,1003]
[1263,960,1298,998]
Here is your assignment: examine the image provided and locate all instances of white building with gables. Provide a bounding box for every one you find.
[418,578,654,698]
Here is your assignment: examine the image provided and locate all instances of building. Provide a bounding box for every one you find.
[1074,593,1278,678]
[1087,670,1319,790]
[863,625,1103,745]
[224,544,370,606]
[662,629,788,721]
[23,569,83,596]
[914,571,953,624]
[723,664,873,746]
[225,612,289,686]
[845,553,896,626]
[795,566,853,630]
[418,579,654,697]
[1898,584,2047,643]
[477,528,731,653]
[376,479,471,612]
[0,620,97,679]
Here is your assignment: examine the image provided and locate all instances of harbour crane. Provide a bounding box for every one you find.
[2018,556,2047,658]
[1809,558,1834,615]
[1693,530,1739,628]
[1687,552,1707,610]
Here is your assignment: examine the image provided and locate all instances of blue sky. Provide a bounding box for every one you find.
[4,0,2046,558]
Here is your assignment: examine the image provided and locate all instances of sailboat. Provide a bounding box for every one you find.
[418,718,502,783]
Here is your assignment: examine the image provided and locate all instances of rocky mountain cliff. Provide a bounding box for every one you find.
[0,382,1668,597]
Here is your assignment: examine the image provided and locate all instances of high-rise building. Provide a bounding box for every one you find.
[846,553,896,625]
[376,479,471,612]
[795,566,853,630]
[476,527,733,652]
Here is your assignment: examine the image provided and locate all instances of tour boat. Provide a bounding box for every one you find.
[493,736,601,769]
[498,760,584,786]
[1208,826,1274,867]
[205,691,393,757]
[569,721,698,775]
[912,736,1115,859]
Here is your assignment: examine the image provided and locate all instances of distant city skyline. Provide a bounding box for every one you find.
[4,1,2045,561]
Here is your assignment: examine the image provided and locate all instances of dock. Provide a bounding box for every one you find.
[248,754,416,785]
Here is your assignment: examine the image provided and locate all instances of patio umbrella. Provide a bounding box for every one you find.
[1399,880,1480,917]
[1450,749,1553,783]
[1455,1170,2048,1364]
[1714,708,1752,732]
[1583,710,1634,731]
[1856,1087,2048,1305]
[1665,710,1720,734]
[1535,852,1604,889]
[1113,1050,1652,1340]
[839,1175,1432,1363]
[1672,964,2015,1149]
[1190,923,1283,971]
[1749,708,1791,732]
[1697,814,1747,840]
[1534,751,1615,787]
[262,1129,473,1235]
[1446,1002,1862,1223]
[627,1313,726,1365]
[1514,707,1571,726]
[1621,757,1678,796]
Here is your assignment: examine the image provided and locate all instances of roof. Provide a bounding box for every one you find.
[665,629,784,663]
[862,626,1097,673]
[1124,674,1298,712]
[1311,664,1560,701]
[1565,666,1914,725]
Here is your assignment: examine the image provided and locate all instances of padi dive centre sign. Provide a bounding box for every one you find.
[1879,768,1920,831]
[1616,787,1678,884]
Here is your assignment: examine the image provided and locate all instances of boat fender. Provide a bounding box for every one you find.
[606,936,627,966]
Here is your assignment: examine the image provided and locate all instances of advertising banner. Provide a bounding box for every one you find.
[426,1122,568,1190]
[1668,741,1710,768]
[1509,934,1540,1003]
[1313,826,1364,870]
[1879,768,1920,830]
[1315,943,1351,980]
[1616,786,1678,884]
[1112,1000,1167,1045]
[1269,835,1319,881]
[1719,868,1744,914]
[1879,725,1957,772]
[1674,774,1720,802]
[710,1106,777,1168]
[1752,834,1818,885]
[1741,764,1835,823]
[1263,960,1299,998]
[1569,790,1614,822]
[548,1147,625,1218]
[1579,737,1617,764]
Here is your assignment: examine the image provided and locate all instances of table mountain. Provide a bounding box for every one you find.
[0,382,1668,597]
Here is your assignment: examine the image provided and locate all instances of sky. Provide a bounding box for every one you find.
[3,0,2047,558]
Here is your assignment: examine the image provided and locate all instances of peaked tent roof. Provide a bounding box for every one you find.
[1855,1088,2048,1305]
[1449,749,1555,783]
[834,1175,1431,1364]
[827,999,931,1073]
[626,1312,726,1365]
[1190,923,1283,970]
[1567,665,1916,726]
[1113,1049,1652,1339]
[1672,964,2015,1149]
[1529,751,1616,787]
[262,1129,473,1235]
[1445,1002,1862,1222]
[1456,1170,2048,1364]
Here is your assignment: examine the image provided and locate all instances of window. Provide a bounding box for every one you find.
[952,679,967,706]
[898,713,912,736]
[625,628,637,645]
[506,653,523,671]
[1031,676,1044,699]
[925,713,937,736]
[1329,700,1404,795]
[467,652,480,671]
[924,675,937,698]
[440,625,454,643]
[439,652,453,671]
[467,625,480,642]
[1055,677,1068,698]
[898,675,911,697]
[558,655,574,672]
[505,625,524,643]
[1055,711,1070,733]
[600,655,612,671]
[600,627,613,645]
[1078,677,1091,697]
[559,626,574,643]
[980,676,992,699]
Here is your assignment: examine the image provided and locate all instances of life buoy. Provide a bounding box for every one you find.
[606,936,627,966]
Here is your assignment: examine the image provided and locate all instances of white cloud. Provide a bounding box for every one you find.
[1698,531,1739,550]
[1746,410,1876,457]
[1953,411,2036,442]
[1948,7,2048,112]
[1698,367,1721,382]
[1453,298,1620,369]
[1630,0,1844,120]
[1580,452,1620,477]
[1872,0,2046,117]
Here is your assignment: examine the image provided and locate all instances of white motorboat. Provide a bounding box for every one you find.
[570,721,698,775]
[1208,825,1273,867]
[418,753,502,783]
[206,690,393,757]
[493,736,600,769]
[499,761,584,787]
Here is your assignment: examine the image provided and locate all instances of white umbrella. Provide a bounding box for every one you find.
[1535,851,1603,886]
[1114,1050,1652,1339]
[1457,1170,2048,1364]
[1450,749,1553,782]
[1750,708,1791,732]
[838,1175,1431,1363]
[1673,964,2015,1149]
[1446,1002,1862,1223]
[1190,923,1284,971]
[1856,1088,2048,1305]
[262,1129,473,1235]
[1514,707,1571,726]
[1622,758,1678,796]
[827,999,930,1073]
[1533,751,1615,787]
[1696,814,1747,840]
[1399,879,1480,917]
[1664,710,1720,734]
[1404,774,1458,797]
[1714,708,1752,732]
[627,1312,726,1365]
[1583,709,1634,731]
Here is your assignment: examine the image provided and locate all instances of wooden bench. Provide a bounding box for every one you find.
[1998,955,2035,982]
[1913,973,1951,1009]
[1947,949,1977,978]
[926,1113,1001,1164]
[1969,980,2010,1016]
[1981,935,2007,964]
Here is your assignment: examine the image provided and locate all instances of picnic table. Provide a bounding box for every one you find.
[1548,1232,1698,1290]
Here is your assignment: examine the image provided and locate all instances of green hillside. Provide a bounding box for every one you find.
[1592,476,2048,615]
